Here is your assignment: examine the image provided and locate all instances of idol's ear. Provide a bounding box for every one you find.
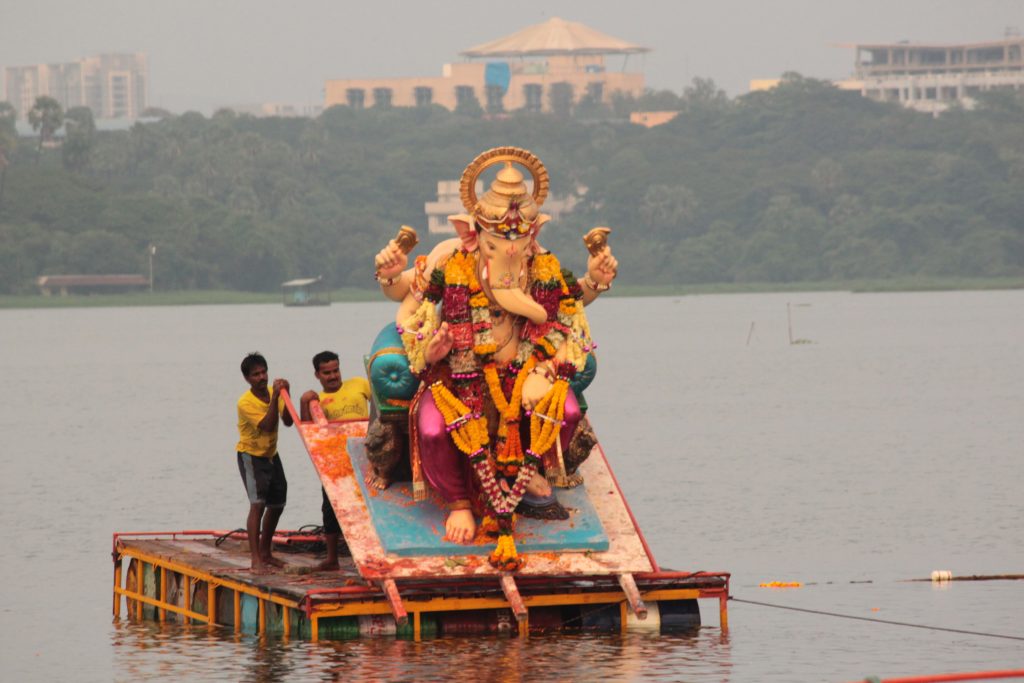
[530,214,551,239]
[448,214,478,252]
[528,216,552,245]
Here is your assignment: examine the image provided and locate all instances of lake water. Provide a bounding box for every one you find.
[1,291,1022,682]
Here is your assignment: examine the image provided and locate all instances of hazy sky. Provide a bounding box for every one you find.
[1,0,1021,113]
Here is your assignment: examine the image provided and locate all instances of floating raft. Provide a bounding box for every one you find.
[112,394,730,640]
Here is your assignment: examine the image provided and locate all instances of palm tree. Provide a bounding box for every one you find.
[27,95,64,162]
[63,106,96,171]
[0,101,17,208]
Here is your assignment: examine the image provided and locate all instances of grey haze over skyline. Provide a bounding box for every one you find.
[1,0,1020,115]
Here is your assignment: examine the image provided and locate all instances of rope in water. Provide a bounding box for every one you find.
[730,597,1024,641]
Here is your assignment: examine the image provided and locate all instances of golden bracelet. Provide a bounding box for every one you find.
[582,274,611,292]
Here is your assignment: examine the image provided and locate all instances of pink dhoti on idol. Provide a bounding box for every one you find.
[373,146,617,571]
[414,384,583,513]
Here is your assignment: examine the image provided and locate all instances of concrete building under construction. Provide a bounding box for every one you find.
[842,35,1024,113]
[752,35,1024,114]
[324,18,648,113]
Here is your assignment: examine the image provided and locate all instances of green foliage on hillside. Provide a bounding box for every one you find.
[0,77,1021,294]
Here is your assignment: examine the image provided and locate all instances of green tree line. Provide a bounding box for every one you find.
[0,74,1021,294]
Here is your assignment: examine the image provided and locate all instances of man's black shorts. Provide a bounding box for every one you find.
[237,452,287,508]
[321,487,341,535]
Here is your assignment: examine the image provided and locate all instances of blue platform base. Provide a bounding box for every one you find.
[347,439,609,557]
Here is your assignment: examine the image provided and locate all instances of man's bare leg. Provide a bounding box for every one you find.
[315,532,341,570]
[259,506,285,568]
[445,509,476,544]
[247,503,268,572]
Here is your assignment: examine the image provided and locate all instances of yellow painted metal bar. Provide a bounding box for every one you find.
[114,586,210,623]
[518,617,529,638]
[620,601,628,634]
[159,567,167,622]
[208,584,217,624]
[310,588,706,621]
[413,611,421,641]
[282,606,291,639]
[118,548,299,610]
[258,598,266,635]
[719,594,729,631]
[639,589,702,602]
[311,615,319,643]
[184,575,192,625]
[113,561,122,618]
[137,573,144,620]
[233,591,241,633]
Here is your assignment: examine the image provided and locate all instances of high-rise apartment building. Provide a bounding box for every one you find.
[4,53,148,120]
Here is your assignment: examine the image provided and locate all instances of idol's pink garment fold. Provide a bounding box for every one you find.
[417,388,582,506]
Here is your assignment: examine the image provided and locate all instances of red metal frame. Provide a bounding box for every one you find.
[592,443,661,572]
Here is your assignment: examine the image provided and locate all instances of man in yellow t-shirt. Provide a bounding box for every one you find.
[236,352,293,572]
[300,350,371,570]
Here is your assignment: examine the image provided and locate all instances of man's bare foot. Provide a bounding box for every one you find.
[314,558,340,571]
[250,560,270,574]
[261,555,285,568]
[364,472,391,491]
[444,509,476,544]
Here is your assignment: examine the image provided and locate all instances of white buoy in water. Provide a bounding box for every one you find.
[931,570,953,582]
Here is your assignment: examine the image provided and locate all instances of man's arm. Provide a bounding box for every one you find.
[299,390,319,422]
[258,379,291,432]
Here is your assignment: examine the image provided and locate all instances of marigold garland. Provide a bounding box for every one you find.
[416,247,593,570]
[400,299,440,374]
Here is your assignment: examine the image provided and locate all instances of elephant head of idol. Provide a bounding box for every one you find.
[448,147,552,325]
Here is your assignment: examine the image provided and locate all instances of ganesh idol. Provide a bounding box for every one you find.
[371,147,617,570]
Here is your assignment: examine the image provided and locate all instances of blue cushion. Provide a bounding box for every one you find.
[366,323,418,402]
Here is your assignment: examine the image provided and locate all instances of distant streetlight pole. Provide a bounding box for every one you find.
[148,244,156,292]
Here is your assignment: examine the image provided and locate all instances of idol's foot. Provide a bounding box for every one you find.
[548,471,584,488]
[444,509,476,544]
[364,471,391,491]
[516,491,570,520]
[524,471,552,497]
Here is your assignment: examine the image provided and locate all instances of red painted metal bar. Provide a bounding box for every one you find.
[500,574,528,621]
[847,672,1024,683]
[381,579,409,627]
[280,388,300,425]
[592,444,660,572]
[113,529,324,547]
[635,570,731,581]
[618,574,647,619]
[310,401,328,427]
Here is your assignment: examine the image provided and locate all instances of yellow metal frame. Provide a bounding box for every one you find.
[114,542,727,641]
[113,546,301,633]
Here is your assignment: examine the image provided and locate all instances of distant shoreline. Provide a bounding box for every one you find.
[1,277,1021,310]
